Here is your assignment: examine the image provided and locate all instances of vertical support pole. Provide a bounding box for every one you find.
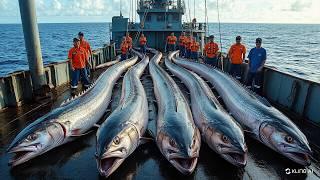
[200,32,205,56]
[18,0,46,90]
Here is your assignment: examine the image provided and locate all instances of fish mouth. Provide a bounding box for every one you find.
[98,156,124,177]
[169,157,198,175]
[222,152,247,167]
[8,144,40,166]
[8,150,35,166]
[284,152,311,166]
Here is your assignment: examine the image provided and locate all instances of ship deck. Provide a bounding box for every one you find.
[1,55,320,180]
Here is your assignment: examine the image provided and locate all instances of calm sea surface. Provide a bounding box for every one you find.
[0,23,319,82]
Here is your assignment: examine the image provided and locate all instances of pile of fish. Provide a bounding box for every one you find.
[7,49,312,177]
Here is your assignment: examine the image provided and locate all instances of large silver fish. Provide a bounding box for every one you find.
[173,57,312,166]
[149,49,201,175]
[7,56,138,167]
[165,51,247,167]
[95,50,149,178]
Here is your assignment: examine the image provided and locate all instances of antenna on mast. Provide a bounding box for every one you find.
[120,0,122,16]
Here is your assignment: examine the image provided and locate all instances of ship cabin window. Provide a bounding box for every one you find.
[172,14,179,21]
[145,15,151,22]
[157,15,165,22]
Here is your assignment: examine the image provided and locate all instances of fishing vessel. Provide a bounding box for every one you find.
[0,0,320,179]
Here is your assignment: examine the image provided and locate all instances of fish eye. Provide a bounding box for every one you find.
[169,138,177,148]
[285,135,293,144]
[222,135,229,143]
[27,134,38,141]
[192,138,196,146]
[113,136,120,145]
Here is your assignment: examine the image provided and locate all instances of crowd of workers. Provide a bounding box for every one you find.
[68,31,266,93]
[166,32,266,93]
[166,32,267,93]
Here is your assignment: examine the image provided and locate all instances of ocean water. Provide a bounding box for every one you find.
[0,23,319,82]
[208,23,320,83]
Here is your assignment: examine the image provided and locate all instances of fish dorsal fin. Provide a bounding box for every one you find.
[60,81,96,106]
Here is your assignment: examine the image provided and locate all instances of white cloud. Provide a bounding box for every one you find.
[0,1,7,10]
[195,0,320,24]
[0,0,319,23]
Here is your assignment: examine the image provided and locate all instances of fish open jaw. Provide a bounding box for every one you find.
[170,157,197,174]
[99,157,122,177]
[223,152,247,167]
[8,151,33,166]
[286,152,311,166]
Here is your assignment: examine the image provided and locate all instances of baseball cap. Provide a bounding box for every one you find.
[236,36,241,40]
[78,32,84,36]
[256,38,262,43]
[73,38,80,42]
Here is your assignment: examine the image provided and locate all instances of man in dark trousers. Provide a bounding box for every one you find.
[139,33,147,55]
[204,35,219,67]
[228,36,246,81]
[178,32,187,57]
[166,32,177,52]
[68,38,90,89]
[246,38,267,93]
[78,32,92,77]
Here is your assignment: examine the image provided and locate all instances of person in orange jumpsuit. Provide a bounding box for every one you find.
[166,32,177,52]
[228,36,246,80]
[120,37,129,61]
[178,32,187,57]
[125,32,133,49]
[185,35,192,58]
[139,33,147,55]
[68,38,90,89]
[204,35,219,67]
[190,38,200,61]
[78,32,92,77]
[125,32,133,57]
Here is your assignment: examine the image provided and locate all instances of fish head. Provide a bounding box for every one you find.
[7,120,65,167]
[259,120,312,166]
[96,122,139,178]
[205,113,247,167]
[157,120,201,174]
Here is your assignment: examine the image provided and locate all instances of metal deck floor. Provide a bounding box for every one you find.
[1,58,320,180]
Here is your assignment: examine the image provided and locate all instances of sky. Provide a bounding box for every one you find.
[0,0,319,24]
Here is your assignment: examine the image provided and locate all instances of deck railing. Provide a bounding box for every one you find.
[0,43,116,110]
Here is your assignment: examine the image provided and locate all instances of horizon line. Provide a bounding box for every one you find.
[1,21,319,25]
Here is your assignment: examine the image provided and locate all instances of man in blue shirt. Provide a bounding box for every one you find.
[246,38,267,93]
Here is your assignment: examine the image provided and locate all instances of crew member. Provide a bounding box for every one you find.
[204,35,219,66]
[139,33,147,55]
[246,38,267,93]
[120,37,129,61]
[68,38,90,89]
[78,32,92,76]
[185,35,192,58]
[178,32,187,57]
[125,32,133,57]
[228,36,246,81]
[167,32,177,52]
[190,38,200,61]
[125,32,133,49]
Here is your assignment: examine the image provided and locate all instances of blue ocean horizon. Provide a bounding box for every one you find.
[0,23,319,82]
